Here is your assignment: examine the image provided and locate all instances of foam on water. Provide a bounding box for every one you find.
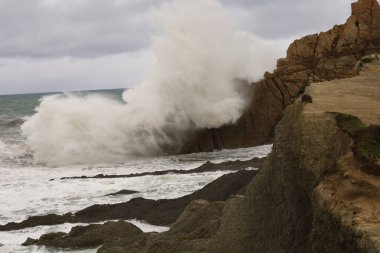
[0,144,271,252]
[21,0,283,166]
[0,144,271,224]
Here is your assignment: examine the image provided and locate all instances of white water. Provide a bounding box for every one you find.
[0,1,282,251]
[21,0,283,166]
[0,144,272,252]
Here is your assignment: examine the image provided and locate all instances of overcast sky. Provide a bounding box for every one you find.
[0,0,355,95]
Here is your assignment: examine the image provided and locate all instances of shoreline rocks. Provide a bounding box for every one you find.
[56,157,265,181]
[2,169,259,232]
[23,220,146,249]
[104,189,139,196]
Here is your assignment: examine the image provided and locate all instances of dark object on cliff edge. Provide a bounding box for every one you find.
[302,94,313,103]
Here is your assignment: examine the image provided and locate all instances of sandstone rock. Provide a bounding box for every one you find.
[94,58,380,253]
[185,0,380,152]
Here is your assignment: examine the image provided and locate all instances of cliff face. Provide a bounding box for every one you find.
[97,57,380,253]
[184,0,380,153]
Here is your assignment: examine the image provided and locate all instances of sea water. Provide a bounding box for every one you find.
[0,89,272,252]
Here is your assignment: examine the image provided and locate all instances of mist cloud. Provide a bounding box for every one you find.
[22,0,283,165]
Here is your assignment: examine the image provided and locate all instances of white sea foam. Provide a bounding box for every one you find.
[0,145,271,253]
[21,0,283,165]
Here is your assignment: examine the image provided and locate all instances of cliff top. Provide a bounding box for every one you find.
[303,55,380,250]
[306,56,380,125]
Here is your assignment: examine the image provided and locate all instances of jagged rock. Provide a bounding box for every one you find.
[24,221,145,249]
[105,189,139,196]
[184,0,380,153]
[99,200,225,253]
[4,169,259,231]
[95,57,380,253]
[58,157,265,181]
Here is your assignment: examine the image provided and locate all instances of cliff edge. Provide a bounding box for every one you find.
[87,57,380,253]
[184,0,380,153]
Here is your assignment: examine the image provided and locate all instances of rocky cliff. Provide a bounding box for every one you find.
[184,0,380,153]
[28,55,380,253]
[86,55,379,253]
[18,1,380,252]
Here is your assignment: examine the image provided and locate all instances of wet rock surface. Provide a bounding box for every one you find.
[16,1,380,252]
[104,189,139,196]
[23,220,146,249]
[92,60,380,253]
[56,157,265,181]
[2,169,259,231]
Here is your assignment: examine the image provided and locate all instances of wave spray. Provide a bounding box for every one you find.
[22,0,282,165]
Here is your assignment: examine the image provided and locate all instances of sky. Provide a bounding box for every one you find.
[0,0,356,95]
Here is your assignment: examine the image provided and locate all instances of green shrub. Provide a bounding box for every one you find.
[356,126,380,158]
[329,112,365,135]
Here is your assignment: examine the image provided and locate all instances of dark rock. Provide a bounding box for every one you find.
[31,221,145,249]
[58,157,265,181]
[105,189,139,196]
[73,169,258,226]
[302,94,313,103]
[22,237,38,246]
[99,200,225,253]
[39,232,66,242]
[1,213,75,231]
[4,170,259,231]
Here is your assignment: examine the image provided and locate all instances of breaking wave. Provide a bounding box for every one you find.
[21,0,284,166]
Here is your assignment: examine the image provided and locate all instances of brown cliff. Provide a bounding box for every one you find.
[93,55,379,253]
[29,55,380,253]
[184,0,380,152]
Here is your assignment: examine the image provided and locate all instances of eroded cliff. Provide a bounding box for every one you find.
[90,57,380,253]
[185,0,380,153]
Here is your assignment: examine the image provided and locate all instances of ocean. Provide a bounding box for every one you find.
[0,89,271,252]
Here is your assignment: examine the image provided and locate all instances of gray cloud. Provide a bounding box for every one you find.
[0,0,359,94]
[0,0,161,58]
[222,0,355,39]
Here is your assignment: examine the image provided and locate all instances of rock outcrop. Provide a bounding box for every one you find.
[7,169,259,232]
[184,0,380,152]
[23,220,146,249]
[77,57,379,253]
[57,157,265,181]
[19,1,380,252]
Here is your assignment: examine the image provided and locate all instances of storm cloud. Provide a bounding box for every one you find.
[0,0,355,94]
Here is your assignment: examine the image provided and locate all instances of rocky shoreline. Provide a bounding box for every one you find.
[56,157,265,181]
[29,54,378,253]
[7,0,380,252]
[1,159,263,232]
